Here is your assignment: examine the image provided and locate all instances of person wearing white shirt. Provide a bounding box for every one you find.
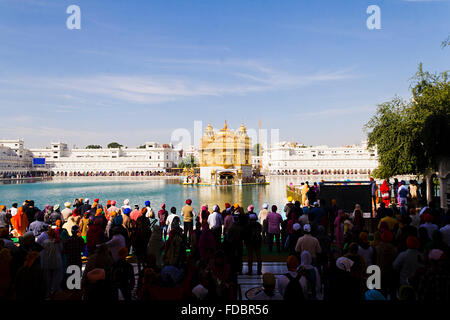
[121,199,131,214]
[208,205,224,245]
[10,203,18,217]
[144,200,155,219]
[61,202,73,222]
[166,207,178,234]
[258,203,269,241]
[207,205,224,229]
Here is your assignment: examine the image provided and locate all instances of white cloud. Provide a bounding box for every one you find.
[0,61,357,105]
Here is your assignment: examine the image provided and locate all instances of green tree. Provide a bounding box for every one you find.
[442,35,450,49]
[86,145,102,149]
[365,64,450,179]
[107,142,123,149]
[178,155,197,169]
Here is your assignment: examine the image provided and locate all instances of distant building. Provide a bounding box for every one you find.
[0,139,34,177]
[29,141,180,176]
[261,141,378,176]
[181,145,199,161]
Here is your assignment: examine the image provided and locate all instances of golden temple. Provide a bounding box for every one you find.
[199,121,252,185]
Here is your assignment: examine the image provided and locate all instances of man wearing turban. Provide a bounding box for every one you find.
[11,207,29,237]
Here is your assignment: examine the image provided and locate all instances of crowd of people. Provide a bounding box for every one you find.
[53,171,181,177]
[0,186,449,301]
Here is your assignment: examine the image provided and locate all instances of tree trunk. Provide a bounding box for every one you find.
[440,176,448,210]
[424,170,433,205]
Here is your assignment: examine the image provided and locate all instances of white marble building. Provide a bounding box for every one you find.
[0,139,34,176]
[30,141,180,176]
[260,141,378,176]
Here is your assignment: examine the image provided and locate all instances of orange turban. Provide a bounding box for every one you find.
[359,232,369,243]
[286,255,299,271]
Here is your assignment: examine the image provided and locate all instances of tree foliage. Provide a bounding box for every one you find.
[178,155,197,169]
[86,145,102,149]
[442,35,450,49]
[253,143,261,156]
[365,64,450,178]
[107,142,123,149]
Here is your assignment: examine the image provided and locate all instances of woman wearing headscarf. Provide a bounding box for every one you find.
[63,208,81,236]
[351,204,364,231]
[133,214,151,272]
[198,222,216,263]
[86,218,105,256]
[344,242,367,297]
[11,206,29,237]
[199,205,210,226]
[380,180,391,207]
[105,210,117,239]
[375,230,398,298]
[209,250,234,299]
[298,250,322,300]
[163,218,186,268]
[40,228,63,298]
[147,224,163,268]
[358,232,375,266]
[327,256,360,300]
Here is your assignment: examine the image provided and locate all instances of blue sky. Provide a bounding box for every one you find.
[0,0,449,148]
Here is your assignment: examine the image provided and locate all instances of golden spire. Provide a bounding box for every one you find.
[224,120,227,131]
